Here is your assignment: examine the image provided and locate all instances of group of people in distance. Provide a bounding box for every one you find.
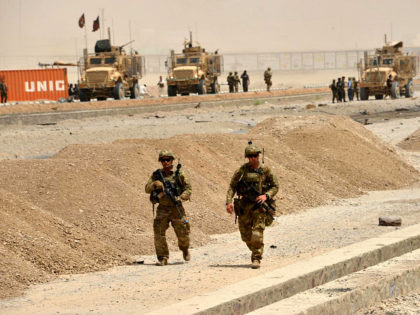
[227,70,251,93]
[329,76,359,103]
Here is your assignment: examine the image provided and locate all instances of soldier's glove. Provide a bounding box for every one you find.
[180,194,189,201]
[152,180,164,190]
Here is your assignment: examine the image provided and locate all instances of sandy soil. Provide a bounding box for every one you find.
[0,90,419,313]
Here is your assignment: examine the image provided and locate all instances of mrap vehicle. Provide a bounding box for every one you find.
[359,40,416,100]
[79,37,144,101]
[166,32,223,96]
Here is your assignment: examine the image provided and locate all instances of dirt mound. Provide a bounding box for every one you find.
[398,128,420,151]
[0,115,418,298]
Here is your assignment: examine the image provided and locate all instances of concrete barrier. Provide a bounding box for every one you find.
[251,248,420,314]
[149,224,420,315]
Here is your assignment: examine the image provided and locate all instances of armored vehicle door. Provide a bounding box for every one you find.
[398,56,416,79]
[129,55,145,78]
[208,55,223,75]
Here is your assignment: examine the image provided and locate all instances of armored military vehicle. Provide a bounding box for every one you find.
[359,40,416,100]
[166,32,223,96]
[79,38,144,102]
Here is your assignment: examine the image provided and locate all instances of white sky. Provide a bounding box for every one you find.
[1,0,420,59]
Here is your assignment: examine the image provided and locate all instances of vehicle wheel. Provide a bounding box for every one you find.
[391,81,400,99]
[374,94,383,100]
[113,82,125,100]
[360,87,369,100]
[405,80,414,97]
[130,83,140,99]
[79,89,91,102]
[167,85,177,97]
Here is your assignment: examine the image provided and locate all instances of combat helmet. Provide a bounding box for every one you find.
[244,141,261,157]
[158,149,175,161]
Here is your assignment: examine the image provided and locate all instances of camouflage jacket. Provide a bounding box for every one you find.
[264,70,272,81]
[233,74,240,84]
[145,169,192,206]
[227,74,234,85]
[0,83,7,93]
[226,163,279,205]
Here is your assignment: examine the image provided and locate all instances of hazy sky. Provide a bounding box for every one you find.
[1,0,420,60]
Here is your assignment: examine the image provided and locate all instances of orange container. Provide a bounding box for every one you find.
[0,68,69,102]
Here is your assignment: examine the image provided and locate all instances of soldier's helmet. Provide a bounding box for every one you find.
[158,150,175,161]
[267,67,271,71]
[229,72,232,75]
[244,141,261,157]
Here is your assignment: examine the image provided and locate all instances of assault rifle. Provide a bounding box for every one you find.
[238,177,275,221]
[152,163,188,223]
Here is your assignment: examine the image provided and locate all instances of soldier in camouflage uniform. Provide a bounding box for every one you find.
[353,77,360,101]
[145,150,192,266]
[0,80,8,103]
[226,142,279,269]
[227,72,234,93]
[233,71,241,93]
[264,67,272,91]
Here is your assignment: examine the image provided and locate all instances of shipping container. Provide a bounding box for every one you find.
[0,68,69,102]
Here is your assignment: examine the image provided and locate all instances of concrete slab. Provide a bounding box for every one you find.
[148,224,420,315]
[250,248,420,315]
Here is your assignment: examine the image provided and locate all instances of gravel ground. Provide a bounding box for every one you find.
[1,94,419,160]
[0,94,419,313]
[1,187,419,314]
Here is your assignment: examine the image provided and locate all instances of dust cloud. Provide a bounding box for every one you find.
[1,0,420,62]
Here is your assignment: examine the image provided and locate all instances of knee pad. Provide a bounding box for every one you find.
[250,230,263,248]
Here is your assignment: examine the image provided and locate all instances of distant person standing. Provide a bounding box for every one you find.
[0,80,7,103]
[264,67,272,91]
[347,77,354,101]
[241,70,250,92]
[329,79,338,103]
[386,75,393,99]
[68,83,75,102]
[353,77,359,101]
[336,77,342,102]
[233,71,241,93]
[68,83,74,97]
[227,72,234,93]
[341,76,347,102]
[157,76,165,97]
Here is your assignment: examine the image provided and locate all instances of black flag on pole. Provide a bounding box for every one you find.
[78,13,85,28]
[92,16,100,32]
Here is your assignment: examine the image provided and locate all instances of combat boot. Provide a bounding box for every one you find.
[183,250,191,261]
[156,258,168,266]
[251,260,260,269]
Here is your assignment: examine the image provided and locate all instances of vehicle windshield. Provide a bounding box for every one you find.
[382,58,393,65]
[189,57,200,64]
[90,58,102,65]
[176,58,187,64]
[104,57,116,64]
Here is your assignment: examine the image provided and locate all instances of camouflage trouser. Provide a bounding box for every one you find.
[234,83,239,93]
[237,201,266,262]
[153,203,190,261]
[265,80,272,91]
